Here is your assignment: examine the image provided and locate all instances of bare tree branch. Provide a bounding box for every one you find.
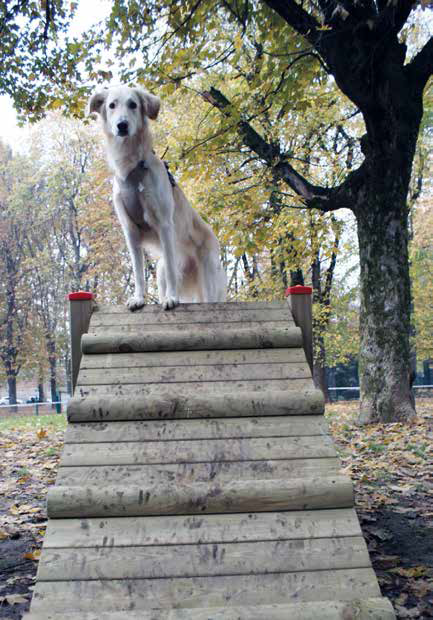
[406,36,433,91]
[201,85,367,212]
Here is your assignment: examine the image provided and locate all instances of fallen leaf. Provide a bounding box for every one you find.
[390,565,430,578]
[368,527,393,541]
[23,550,41,561]
[10,504,41,515]
[0,593,29,605]
[375,554,400,569]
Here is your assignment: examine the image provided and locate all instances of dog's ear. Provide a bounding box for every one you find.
[86,90,108,116]
[134,88,160,120]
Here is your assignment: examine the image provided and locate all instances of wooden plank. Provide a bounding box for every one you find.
[37,536,370,581]
[90,308,294,327]
[60,436,336,467]
[75,378,315,398]
[64,415,330,443]
[56,458,340,487]
[80,348,306,370]
[88,320,290,335]
[43,508,362,548]
[29,569,381,613]
[81,325,302,354]
[47,476,354,518]
[94,301,290,314]
[68,388,324,422]
[77,362,311,387]
[24,597,397,620]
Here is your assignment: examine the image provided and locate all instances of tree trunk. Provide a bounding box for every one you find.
[65,355,72,396]
[356,201,416,424]
[38,382,45,402]
[7,375,17,407]
[38,363,45,402]
[47,337,57,410]
[313,330,330,403]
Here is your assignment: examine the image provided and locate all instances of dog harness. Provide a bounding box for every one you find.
[116,159,176,231]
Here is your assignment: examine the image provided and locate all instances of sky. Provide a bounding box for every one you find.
[0,1,111,148]
[1,3,431,149]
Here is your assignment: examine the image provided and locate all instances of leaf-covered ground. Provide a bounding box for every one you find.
[0,403,432,619]
[0,415,65,619]
[327,400,433,619]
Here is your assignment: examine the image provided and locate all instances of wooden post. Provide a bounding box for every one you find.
[69,292,95,394]
[285,286,313,374]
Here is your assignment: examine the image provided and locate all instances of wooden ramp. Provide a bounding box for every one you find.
[25,301,394,619]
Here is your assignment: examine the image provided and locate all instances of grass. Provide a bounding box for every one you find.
[0,413,67,432]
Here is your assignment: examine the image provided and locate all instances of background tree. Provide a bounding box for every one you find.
[0,143,33,404]
[1,1,431,421]
[92,0,431,423]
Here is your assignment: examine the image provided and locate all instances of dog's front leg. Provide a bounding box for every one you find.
[126,234,146,311]
[159,223,179,310]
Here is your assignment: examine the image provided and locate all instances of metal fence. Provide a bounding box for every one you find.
[328,385,433,402]
[0,399,70,418]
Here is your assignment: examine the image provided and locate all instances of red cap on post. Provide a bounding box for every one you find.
[68,292,94,301]
[285,285,313,296]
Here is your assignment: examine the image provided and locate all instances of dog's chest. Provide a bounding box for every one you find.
[116,163,156,231]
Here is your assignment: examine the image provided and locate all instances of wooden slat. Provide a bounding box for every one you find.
[76,378,315,397]
[90,308,293,327]
[56,458,340,487]
[94,301,289,314]
[37,536,369,581]
[29,569,381,613]
[79,348,306,370]
[67,388,324,422]
[60,436,336,467]
[77,362,311,387]
[47,476,354,518]
[43,508,362,548]
[23,597,397,620]
[88,320,289,335]
[64,415,329,443]
[81,325,302,354]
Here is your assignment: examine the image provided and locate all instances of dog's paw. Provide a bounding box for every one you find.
[127,296,145,312]
[162,296,179,311]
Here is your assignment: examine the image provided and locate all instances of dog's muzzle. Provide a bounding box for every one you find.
[117,121,129,136]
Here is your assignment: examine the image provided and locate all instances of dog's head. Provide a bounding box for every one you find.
[87,85,160,138]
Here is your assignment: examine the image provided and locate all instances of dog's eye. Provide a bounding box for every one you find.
[109,102,116,109]
[128,101,138,110]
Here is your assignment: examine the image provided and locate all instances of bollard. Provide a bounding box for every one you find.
[285,285,313,375]
[68,292,95,394]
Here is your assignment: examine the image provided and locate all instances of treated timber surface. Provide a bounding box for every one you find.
[37,536,369,581]
[42,508,362,548]
[77,361,311,385]
[81,324,302,353]
[90,308,294,327]
[47,476,354,518]
[25,598,396,620]
[68,388,324,421]
[79,347,306,369]
[64,415,330,442]
[56,458,341,487]
[26,300,394,619]
[61,435,336,466]
[29,568,381,613]
[76,378,315,397]
[88,320,292,335]
[94,301,289,313]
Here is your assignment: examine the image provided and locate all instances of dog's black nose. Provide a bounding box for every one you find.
[117,121,129,136]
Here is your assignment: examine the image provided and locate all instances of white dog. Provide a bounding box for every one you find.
[87,85,226,310]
